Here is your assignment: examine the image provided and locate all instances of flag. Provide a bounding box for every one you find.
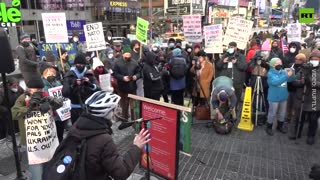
[281,39,288,55]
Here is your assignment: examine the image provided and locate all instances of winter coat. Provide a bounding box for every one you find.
[283,42,301,68]
[113,57,141,93]
[143,52,165,97]
[268,47,284,61]
[131,50,140,62]
[211,76,237,109]
[216,52,247,86]
[0,86,24,108]
[57,59,71,74]
[169,55,187,91]
[303,66,320,112]
[190,60,214,98]
[62,67,99,109]
[304,37,314,48]
[11,92,63,145]
[69,113,141,180]
[287,65,305,108]
[246,45,261,73]
[267,68,296,102]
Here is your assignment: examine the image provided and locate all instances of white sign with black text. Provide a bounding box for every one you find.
[84,22,107,51]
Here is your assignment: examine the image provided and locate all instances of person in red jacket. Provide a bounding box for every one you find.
[246,39,261,85]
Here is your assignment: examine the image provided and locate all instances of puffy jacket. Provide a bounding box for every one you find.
[303,66,320,112]
[267,68,296,102]
[62,67,99,109]
[246,45,260,72]
[113,57,141,93]
[268,47,284,61]
[68,113,141,180]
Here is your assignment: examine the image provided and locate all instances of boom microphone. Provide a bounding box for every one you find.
[118,117,162,130]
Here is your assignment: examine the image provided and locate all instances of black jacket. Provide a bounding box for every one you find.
[284,42,301,68]
[62,67,99,108]
[268,47,284,61]
[69,113,141,180]
[114,58,141,93]
[143,52,165,98]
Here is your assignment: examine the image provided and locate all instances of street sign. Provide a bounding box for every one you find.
[166,7,188,14]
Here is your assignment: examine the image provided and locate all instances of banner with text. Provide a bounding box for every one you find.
[38,43,77,63]
[204,24,223,53]
[66,20,86,42]
[84,22,107,51]
[287,23,301,43]
[136,17,149,44]
[223,17,253,50]
[25,111,59,165]
[182,15,202,43]
[42,13,69,43]
[48,86,71,121]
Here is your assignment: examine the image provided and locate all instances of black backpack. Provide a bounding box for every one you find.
[169,57,187,79]
[42,133,105,180]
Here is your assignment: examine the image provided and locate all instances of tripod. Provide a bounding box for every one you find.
[252,76,267,126]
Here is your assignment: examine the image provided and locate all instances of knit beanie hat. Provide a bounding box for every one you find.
[7,77,19,85]
[295,53,307,62]
[310,50,320,59]
[74,54,87,65]
[122,45,131,54]
[269,58,280,67]
[106,47,113,54]
[25,73,44,89]
[194,44,201,49]
[45,51,56,62]
[92,57,104,70]
[60,49,67,56]
[20,33,29,41]
[172,48,182,57]
[197,50,207,57]
[217,90,228,102]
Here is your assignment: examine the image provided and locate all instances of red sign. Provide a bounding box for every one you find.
[140,102,178,180]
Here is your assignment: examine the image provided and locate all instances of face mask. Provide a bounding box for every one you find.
[21,42,30,47]
[124,57,131,61]
[135,48,140,52]
[47,76,56,83]
[96,67,104,74]
[187,48,192,53]
[169,43,175,48]
[73,38,79,42]
[310,60,319,67]
[11,88,18,93]
[272,45,278,48]
[290,48,296,53]
[107,36,111,40]
[76,65,85,72]
[275,65,283,70]
[152,47,158,52]
[227,48,234,54]
[107,54,113,59]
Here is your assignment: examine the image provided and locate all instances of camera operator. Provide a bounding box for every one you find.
[216,42,247,111]
[62,54,100,124]
[302,50,320,145]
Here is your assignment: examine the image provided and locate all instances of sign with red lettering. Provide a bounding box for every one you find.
[140,102,178,180]
[42,13,69,43]
[48,86,71,121]
[182,15,202,43]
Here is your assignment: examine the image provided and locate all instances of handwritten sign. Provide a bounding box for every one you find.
[48,86,71,121]
[136,17,149,44]
[223,17,253,50]
[99,74,113,92]
[25,111,59,165]
[38,43,77,63]
[84,22,107,51]
[204,24,223,53]
[182,15,202,43]
[287,23,301,43]
[42,13,69,43]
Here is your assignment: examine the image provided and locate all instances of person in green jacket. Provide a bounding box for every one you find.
[57,48,71,75]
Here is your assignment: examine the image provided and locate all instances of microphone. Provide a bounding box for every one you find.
[118,117,162,130]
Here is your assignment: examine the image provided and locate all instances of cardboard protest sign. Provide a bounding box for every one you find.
[42,13,69,43]
[99,74,113,92]
[38,43,77,63]
[84,22,107,51]
[25,111,59,165]
[136,17,149,44]
[182,15,202,43]
[223,17,253,50]
[287,23,302,43]
[48,86,71,121]
[204,24,223,53]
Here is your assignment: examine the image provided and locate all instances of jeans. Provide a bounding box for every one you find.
[267,101,287,124]
[29,163,43,180]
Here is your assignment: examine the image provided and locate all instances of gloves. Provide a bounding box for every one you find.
[309,164,320,180]
[83,81,95,89]
[29,92,42,107]
[39,101,51,114]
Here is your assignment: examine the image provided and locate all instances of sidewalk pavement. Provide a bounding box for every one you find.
[0,119,319,180]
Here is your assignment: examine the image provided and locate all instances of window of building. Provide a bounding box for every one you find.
[141,8,149,16]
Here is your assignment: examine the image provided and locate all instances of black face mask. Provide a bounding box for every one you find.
[21,42,30,47]
[124,57,131,61]
[47,76,56,83]
[76,65,85,72]
[275,65,283,71]
[135,48,140,52]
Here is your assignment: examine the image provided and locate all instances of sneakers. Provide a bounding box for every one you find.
[266,123,274,136]
[276,121,287,134]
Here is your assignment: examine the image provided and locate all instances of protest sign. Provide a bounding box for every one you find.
[42,13,69,43]
[182,15,202,43]
[66,20,86,41]
[99,74,113,92]
[287,23,302,43]
[38,43,77,63]
[48,86,71,121]
[223,17,253,50]
[84,22,106,51]
[204,24,223,53]
[136,17,149,44]
[25,111,59,165]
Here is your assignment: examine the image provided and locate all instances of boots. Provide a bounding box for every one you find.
[307,136,315,145]
[276,121,287,134]
[266,123,274,136]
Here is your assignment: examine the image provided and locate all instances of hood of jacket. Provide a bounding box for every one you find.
[145,52,157,66]
[288,41,301,53]
[69,113,112,139]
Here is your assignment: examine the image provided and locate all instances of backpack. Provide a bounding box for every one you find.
[169,57,187,79]
[42,133,105,180]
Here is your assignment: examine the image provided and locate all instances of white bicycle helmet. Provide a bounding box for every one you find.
[85,91,121,117]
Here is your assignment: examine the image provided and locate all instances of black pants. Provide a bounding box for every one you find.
[71,108,83,124]
[55,120,68,142]
[145,91,161,101]
[304,111,320,137]
[171,89,184,106]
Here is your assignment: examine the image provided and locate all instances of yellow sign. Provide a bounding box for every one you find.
[110,1,128,7]
[238,87,254,131]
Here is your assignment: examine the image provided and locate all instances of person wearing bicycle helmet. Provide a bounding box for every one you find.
[68,91,150,180]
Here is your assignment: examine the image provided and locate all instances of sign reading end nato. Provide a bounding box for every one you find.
[299,8,314,23]
[0,0,21,27]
